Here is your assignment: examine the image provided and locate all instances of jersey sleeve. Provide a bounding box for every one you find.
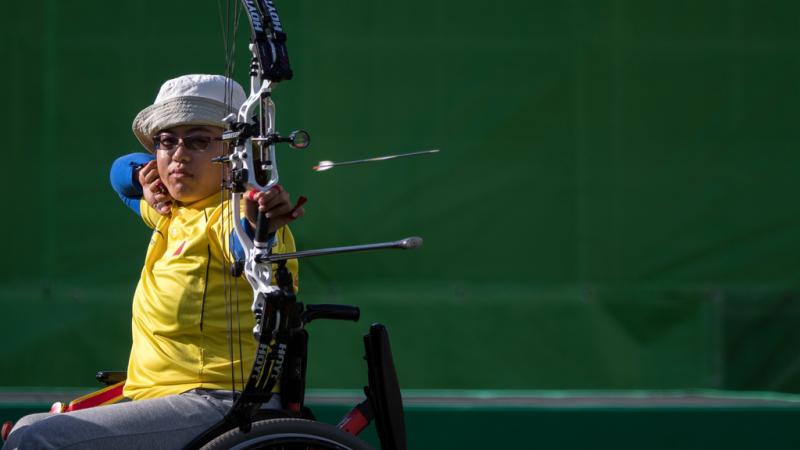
[140,199,162,229]
[208,200,299,291]
[109,153,155,216]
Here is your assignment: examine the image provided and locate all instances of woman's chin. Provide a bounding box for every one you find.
[168,187,195,204]
[168,186,215,205]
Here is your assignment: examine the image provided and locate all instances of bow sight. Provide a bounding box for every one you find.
[213,120,310,193]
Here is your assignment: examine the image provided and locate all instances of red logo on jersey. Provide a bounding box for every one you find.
[173,240,187,256]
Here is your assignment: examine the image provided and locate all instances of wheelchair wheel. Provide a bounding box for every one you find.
[200,418,374,450]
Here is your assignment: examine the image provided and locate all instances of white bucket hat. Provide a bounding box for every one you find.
[132,74,247,153]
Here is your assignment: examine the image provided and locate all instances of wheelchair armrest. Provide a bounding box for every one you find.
[95,371,127,386]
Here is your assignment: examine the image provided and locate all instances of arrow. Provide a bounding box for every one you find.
[313,149,440,172]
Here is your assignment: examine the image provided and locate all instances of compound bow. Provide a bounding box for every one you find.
[184,1,420,447]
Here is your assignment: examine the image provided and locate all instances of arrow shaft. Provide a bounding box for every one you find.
[329,149,439,167]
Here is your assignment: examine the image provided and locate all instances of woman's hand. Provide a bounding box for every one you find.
[137,160,173,215]
[245,185,305,234]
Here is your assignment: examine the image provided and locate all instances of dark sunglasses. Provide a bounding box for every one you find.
[152,133,221,151]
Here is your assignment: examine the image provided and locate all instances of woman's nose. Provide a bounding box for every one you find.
[172,143,191,162]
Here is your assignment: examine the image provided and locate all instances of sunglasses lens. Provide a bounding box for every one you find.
[153,134,215,151]
[156,135,179,150]
[185,136,212,150]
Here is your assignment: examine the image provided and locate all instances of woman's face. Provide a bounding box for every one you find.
[154,125,225,204]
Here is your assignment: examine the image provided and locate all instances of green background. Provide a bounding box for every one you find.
[1,0,800,395]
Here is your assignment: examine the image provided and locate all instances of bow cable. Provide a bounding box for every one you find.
[218,0,246,401]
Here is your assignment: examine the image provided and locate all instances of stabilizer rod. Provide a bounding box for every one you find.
[256,237,422,263]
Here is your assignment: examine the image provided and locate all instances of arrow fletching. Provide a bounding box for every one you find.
[313,161,335,172]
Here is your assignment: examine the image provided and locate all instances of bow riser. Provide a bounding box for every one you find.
[226,52,282,338]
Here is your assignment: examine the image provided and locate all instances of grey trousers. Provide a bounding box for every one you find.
[2,390,280,450]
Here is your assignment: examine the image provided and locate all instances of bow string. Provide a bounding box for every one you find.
[216,0,297,435]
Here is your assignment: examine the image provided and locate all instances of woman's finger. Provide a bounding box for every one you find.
[149,180,167,194]
[253,185,283,201]
[142,170,155,185]
[138,162,152,184]
[267,206,304,233]
[145,170,161,186]
[141,160,156,174]
[263,201,293,219]
[289,206,305,220]
[258,192,291,214]
[153,199,172,213]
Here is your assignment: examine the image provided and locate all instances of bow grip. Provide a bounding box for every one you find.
[255,211,272,248]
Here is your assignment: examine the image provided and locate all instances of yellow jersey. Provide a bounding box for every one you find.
[124,194,298,400]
